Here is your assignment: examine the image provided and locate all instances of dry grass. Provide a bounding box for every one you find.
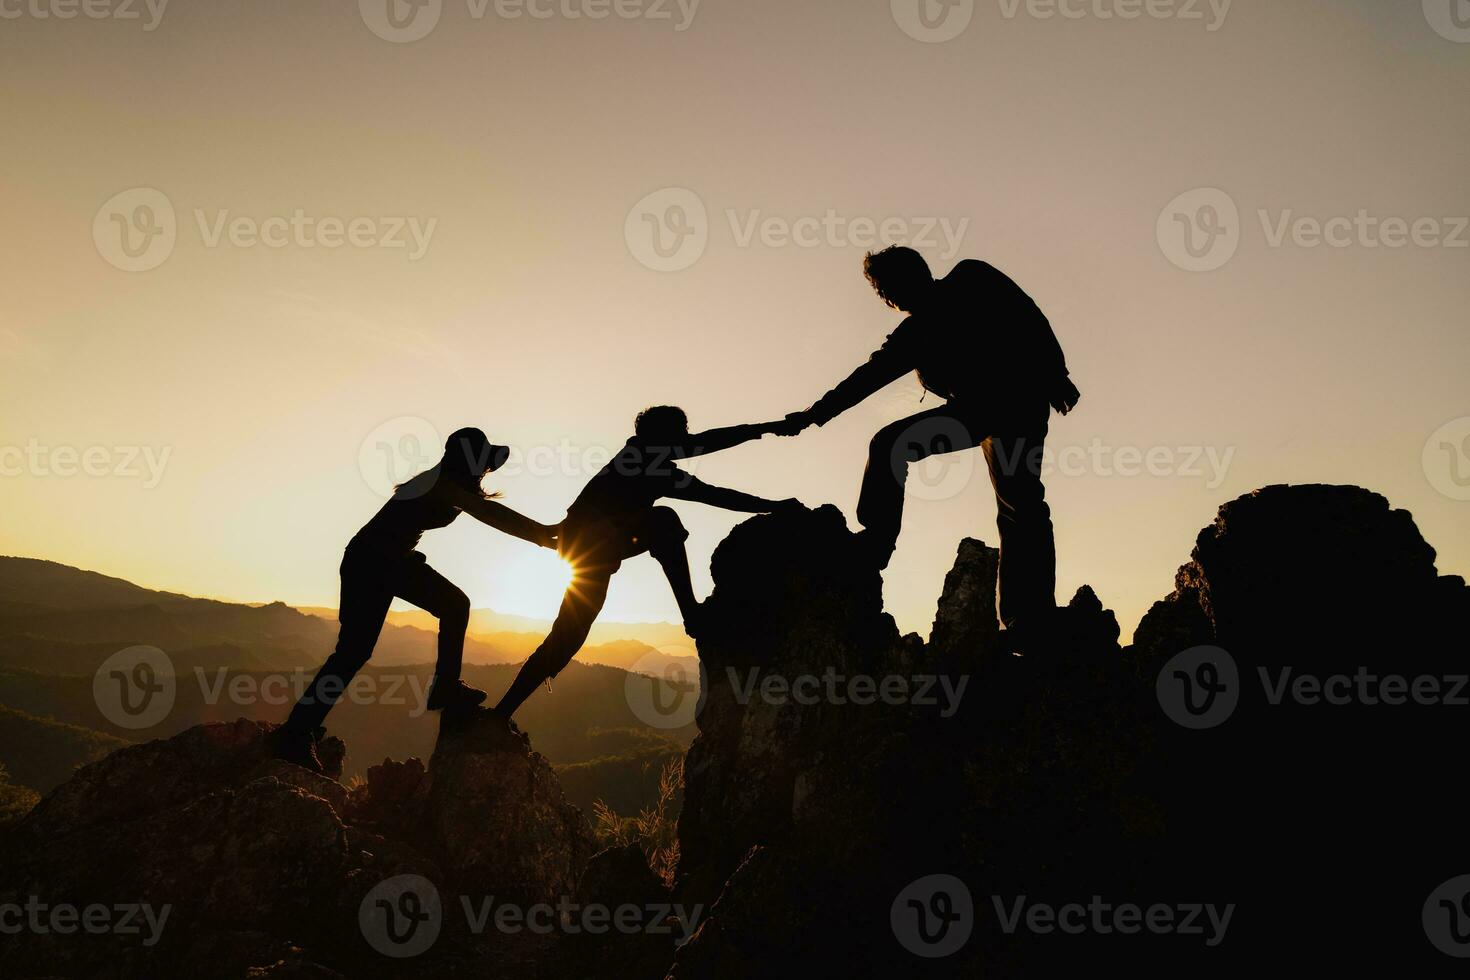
[590,756,683,888]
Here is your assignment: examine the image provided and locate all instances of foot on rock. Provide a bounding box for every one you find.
[427,679,489,713]
[268,727,324,775]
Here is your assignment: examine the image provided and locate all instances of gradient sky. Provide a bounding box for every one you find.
[2,0,1467,640]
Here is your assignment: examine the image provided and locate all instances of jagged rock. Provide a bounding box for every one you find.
[428,710,595,904]
[928,537,1001,663]
[677,506,904,914]
[1127,484,1470,969]
[673,506,1140,976]
[1134,484,1446,663]
[563,844,677,980]
[0,715,595,977]
[576,843,669,911]
[7,484,1463,976]
[665,846,831,980]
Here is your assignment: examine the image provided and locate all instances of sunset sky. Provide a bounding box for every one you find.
[2,0,1466,640]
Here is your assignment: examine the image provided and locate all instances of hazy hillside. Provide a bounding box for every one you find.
[0,556,699,823]
[0,704,129,794]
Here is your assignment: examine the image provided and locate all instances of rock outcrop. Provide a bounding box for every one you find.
[669,487,1468,974]
[0,712,593,978]
[3,485,1464,976]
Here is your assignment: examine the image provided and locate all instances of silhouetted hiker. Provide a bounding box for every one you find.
[779,246,1080,641]
[272,428,557,771]
[492,406,803,718]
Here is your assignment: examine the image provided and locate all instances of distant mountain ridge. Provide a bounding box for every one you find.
[0,555,698,819]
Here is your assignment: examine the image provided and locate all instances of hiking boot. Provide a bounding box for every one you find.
[270,727,324,774]
[426,678,488,713]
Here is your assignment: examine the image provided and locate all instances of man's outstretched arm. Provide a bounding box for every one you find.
[665,474,802,514]
[780,334,914,433]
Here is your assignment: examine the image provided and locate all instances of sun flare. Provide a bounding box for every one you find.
[488,551,576,620]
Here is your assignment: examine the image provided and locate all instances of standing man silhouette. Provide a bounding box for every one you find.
[780,246,1080,641]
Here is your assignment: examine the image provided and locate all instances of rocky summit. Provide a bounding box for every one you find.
[1,485,1465,976]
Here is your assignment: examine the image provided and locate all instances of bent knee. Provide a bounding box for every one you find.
[869,422,907,456]
[441,589,471,623]
[646,506,689,542]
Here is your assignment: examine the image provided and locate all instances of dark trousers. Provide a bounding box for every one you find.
[284,546,470,735]
[860,403,1055,629]
[495,507,688,716]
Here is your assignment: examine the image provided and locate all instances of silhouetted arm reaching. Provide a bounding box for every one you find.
[781,334,916,432]
[445,484,558,548]
[665,474,802,515]
[651,422,785,460]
